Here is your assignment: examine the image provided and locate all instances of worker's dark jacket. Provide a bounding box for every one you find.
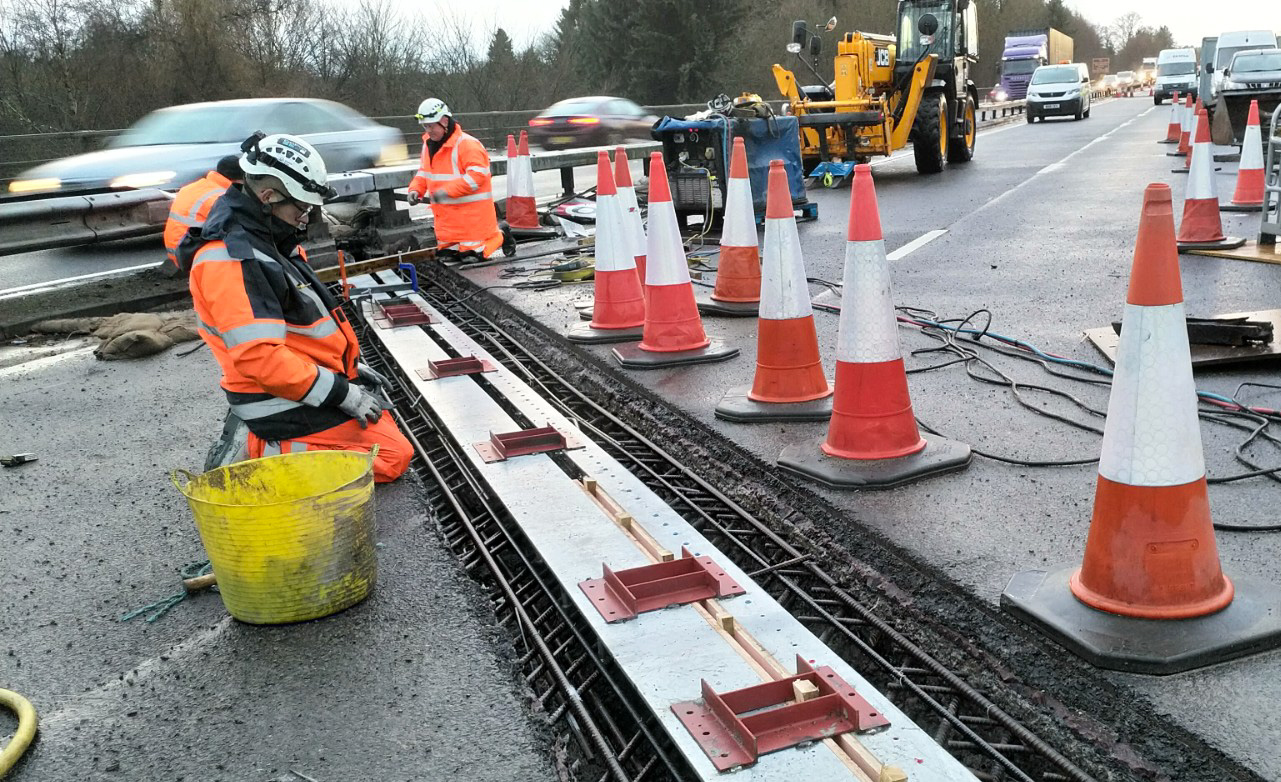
[176,185,360,441]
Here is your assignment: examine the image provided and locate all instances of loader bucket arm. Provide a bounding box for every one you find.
[773,64,801,104]
[890,55,937,150]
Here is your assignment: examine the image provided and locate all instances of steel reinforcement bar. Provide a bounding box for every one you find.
[353,269,1097,782]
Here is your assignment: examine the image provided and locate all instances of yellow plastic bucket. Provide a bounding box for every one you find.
[171,448,378,624]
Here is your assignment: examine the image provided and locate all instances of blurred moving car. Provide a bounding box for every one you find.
[1097,74,1120,96]
[8,98,407,195]
[1115,71,1137,95]
[527,96,658,150]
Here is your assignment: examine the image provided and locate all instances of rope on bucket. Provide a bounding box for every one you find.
[119,561,216,623]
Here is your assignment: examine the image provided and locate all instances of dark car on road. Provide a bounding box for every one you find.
[527,96,658,151]
[8,98,407,195]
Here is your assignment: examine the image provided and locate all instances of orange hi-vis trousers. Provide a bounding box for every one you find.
[247,411,413,483]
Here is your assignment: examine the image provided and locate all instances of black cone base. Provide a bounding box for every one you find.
[696,293,760,317]
[613,340,738,369]
[1220,202,1263,213]
[715,386,833,422]
[777,432,970,490]
[1177,236,1246,251]
[567,323,645,344]
[1001,567,1281,675]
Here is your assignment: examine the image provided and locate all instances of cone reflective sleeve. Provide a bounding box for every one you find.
[822,165,924,460]
[1164,91,1181,142]
[1177,110,1226,243]
[750,160,828,403]
[1070,184,1233,619]
[712,138,762,304]
[640,154,710,352]
[589,151,645,329]
[613,148,647,278]
[506,131,538,229]
[1176,94,1193,157]
[1230,101,1265,207]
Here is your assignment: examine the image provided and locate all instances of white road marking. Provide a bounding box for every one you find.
[0,261,164,299]
[887,229,947,260]
[951,105,1157,226]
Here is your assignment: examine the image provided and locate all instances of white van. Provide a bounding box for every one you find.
[1154,48,1197,104]
[1026,62,1092,122]
[1210,30,1279,101]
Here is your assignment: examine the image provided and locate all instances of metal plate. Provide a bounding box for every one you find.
[1085,309,1281,368]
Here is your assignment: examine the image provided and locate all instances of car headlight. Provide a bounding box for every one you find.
[376,142,408,166]
[8,177,61,193]
[994,89,1008,101]
[110,171,176,189]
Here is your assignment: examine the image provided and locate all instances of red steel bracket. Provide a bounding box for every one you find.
[579,547,745,622]
[374,297,435,328]
[672,656,890,771]
[473,425,584,463]
[416,355,496,381]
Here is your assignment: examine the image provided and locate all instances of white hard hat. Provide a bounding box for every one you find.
[416,98,451,125]
[238,131,334,206]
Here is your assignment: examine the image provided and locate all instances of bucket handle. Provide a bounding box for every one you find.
[170,468,199,495]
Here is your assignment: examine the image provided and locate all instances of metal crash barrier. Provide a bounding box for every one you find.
[0,189,171,256]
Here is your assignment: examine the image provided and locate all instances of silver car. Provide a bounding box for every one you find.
[8,98,407,195]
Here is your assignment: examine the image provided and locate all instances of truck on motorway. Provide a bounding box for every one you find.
[1154,48,1198,104]
[1140,56,1158,86]
[996,28,1073,100]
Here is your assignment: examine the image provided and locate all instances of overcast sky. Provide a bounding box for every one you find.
[399,0,1274,51]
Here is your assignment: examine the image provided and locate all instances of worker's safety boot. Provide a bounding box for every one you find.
[204,409,250,471]
[500,222,517,257]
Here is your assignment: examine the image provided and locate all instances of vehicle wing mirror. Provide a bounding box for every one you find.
[824,17,837,31]
[918,13,939,36]
[792,21,808,48]
[810,35,822,57]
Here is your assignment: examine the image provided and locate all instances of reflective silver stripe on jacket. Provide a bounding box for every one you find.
[301,368,336,406]
[199,319,287,348]
[191,245,241,266]
[187,187,226,219]
[433,192,491,205]
[167,211,203,227]
[230,397,304,419]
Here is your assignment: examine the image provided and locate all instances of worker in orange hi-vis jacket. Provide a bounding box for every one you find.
[406,98,514,262]
[176,131,412,483]
[162,155,242,275]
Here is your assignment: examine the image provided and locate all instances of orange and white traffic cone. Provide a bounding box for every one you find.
[1176,109,1244,251]
[1002,183,1281,674]
[777,164,969,488]
[716,160,831,422]
[568,151,645,344]
[504,132,540,231]
[1159,91,1181,144]
[698,137,761,317]
[614,147,647,287]
[1223,100,1265,213]
[613,153,738,368]
[1169,94,1194,157]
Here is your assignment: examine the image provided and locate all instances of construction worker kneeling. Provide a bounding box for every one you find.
[177,131,412,483]
[407,98,515,262]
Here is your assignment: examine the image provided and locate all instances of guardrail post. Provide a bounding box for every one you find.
[561,166,575,199]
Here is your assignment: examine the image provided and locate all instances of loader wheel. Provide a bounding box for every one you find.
[947,95,976,164]
[913,94,948,174]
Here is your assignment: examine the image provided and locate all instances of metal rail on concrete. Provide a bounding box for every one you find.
[354,271,981,781]
[354,265,1098,782]
[0,189,171,256]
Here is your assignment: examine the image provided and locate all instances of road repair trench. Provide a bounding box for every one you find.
[353,265,1265,782]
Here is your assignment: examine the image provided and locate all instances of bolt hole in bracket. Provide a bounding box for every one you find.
[672,656,890,771]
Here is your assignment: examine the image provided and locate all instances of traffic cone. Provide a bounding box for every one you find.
[577,147,647,321]
[1223,100,1265,213]
[1169,94,1194,157]
[1176,109,1244,251]
[614,147,648,287]
[1002,183,1281,674]
[716,160,831,422]
[568,152,645,344]
[612,153,738,368]
[1159,91,1181,143]
[777,164,970,488]
[698,137,761,317]
[504,132,540,231]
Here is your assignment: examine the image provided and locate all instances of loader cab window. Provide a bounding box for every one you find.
[898,2,955,62]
